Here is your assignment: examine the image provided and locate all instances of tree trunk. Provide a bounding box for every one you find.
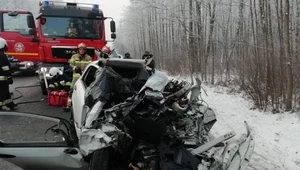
[205,1,216,81]
[284,0,293,110]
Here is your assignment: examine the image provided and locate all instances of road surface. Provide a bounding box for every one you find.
[0,74,69,170]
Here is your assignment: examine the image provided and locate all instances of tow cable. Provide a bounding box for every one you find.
[12,83,46,105]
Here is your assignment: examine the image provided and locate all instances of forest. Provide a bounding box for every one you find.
[115,0,298,112]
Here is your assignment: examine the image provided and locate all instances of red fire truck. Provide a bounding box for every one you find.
[0,1,116,94]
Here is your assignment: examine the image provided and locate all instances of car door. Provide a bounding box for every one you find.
[0,111,88,170]
[72,65,99,133]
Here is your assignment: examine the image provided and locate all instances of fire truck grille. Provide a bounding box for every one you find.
[51,47,95,59]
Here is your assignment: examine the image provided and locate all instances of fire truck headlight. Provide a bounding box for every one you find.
[26,62,34,67]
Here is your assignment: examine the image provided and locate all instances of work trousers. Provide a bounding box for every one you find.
[0,81,13,107]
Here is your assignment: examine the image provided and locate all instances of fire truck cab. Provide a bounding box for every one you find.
[0,1,116,95]
[0,10,39,73]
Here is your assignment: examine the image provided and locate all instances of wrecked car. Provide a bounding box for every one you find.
[71,58,255,170]
[0,58,255,170]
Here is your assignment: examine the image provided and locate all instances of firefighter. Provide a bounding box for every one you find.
[124,52,131,59]
[142,51,150,59]
[68,22,78,37]
[99,45,111,59]
[0,37,17,110]
[142,51,155,71]
[64,42,92,111]
[48,67,72,92]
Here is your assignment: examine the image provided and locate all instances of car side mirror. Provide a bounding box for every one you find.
[110,20,116,33]
[27,15,35,28]
[111,33,116,39]
[29,28,36,35]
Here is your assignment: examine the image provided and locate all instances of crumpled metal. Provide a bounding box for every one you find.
[78,124,120,156]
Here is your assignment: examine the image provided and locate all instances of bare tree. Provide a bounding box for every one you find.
[284,0,293,110]
[115,0,299,111]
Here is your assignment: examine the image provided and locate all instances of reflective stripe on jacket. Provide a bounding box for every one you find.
[69,53,92,72]
[0,76,7,81]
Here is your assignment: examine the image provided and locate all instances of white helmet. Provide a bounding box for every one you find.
[0,37,8,49]
[49,67,62,76]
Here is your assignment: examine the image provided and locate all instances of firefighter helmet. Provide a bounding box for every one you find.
[124,53,131,59]
[0,37,8,51]
[77,43,87,49]
[49,67,62,76]
[101,45,111,54]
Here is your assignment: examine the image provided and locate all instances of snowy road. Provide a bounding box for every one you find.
[201,84,300,170]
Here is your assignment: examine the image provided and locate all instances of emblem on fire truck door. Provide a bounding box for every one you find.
[14,42,25,52]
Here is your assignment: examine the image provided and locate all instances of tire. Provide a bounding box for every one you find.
[40,81,48,95]
[89,148,111,170]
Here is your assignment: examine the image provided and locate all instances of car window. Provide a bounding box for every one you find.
[82,65,98,88]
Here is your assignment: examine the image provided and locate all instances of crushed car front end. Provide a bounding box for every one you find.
[70,58,255,170]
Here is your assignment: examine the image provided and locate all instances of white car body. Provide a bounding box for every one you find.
[71,61,99,136]
[71,59,147,138]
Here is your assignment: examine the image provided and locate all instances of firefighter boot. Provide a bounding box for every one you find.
[63,96,72,112]
[63,106,71,112]
[6,102,18,110]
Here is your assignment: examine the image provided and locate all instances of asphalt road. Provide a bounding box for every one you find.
[0,74,70,170]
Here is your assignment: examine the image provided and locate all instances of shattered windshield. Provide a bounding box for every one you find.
[139,71,169,92]
[109,49,120,58]
[41,16,102,39]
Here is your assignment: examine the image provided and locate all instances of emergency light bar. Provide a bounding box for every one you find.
[39,1,99,9]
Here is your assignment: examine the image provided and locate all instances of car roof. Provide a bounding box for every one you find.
[91,58,146,69]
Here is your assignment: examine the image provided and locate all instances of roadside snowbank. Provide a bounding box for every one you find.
[201,84,300,170]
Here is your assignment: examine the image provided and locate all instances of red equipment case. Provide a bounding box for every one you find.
[48,91,68,106]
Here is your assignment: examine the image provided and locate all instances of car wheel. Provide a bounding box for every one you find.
[89,148,111,170]
[40,81,48,95]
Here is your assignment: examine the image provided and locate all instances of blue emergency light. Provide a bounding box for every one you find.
[43,1,50,6]
[93,4,99,9]
[40,1,99,9]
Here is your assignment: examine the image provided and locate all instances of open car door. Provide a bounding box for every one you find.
[0,112,88,170]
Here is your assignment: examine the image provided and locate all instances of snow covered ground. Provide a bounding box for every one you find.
[201,84,300,170]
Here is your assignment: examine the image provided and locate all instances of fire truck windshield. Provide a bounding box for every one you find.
[41,16,102,39]
[3,13,31,35]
